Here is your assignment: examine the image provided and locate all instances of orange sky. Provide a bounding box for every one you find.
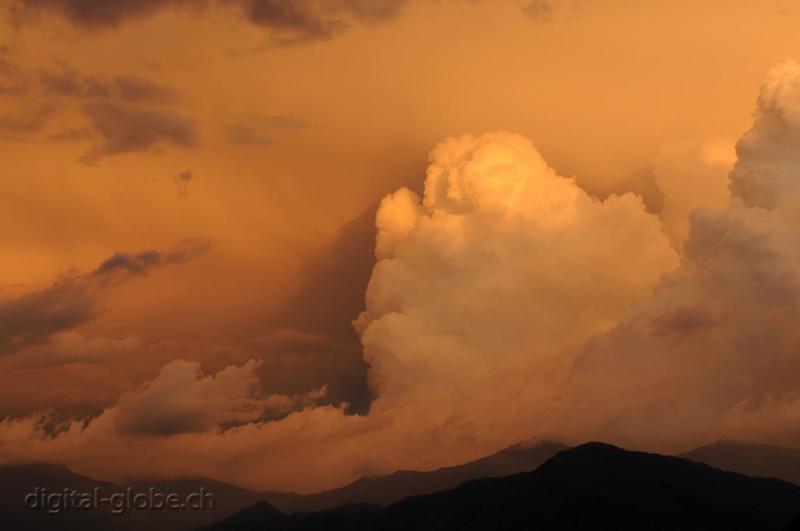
[2,0,800,491]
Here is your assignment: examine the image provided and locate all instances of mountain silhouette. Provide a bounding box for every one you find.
[681,441,800,486]
[0,441,563,530]
[263,440,566,512]
[0,464,267,531]
[202,443,800,531]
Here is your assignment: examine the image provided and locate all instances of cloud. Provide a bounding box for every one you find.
[238,0,409,45]
[32,64,195,159]
[0,240,209,357]
[554,61,800,451]
[3,62,800,492]
[652,139,734,249]
[521,0,585,22]
[78,101,198,163]
[0,131,680,491]
[10,0,411,43]
[0,103,55,138]
[92,239,210,276]
[114,358,324,436]
[10,0,183,28]
[113,75,179,104]
[39,67,177,103]
[0,275,95,357]
[0,49,28,95]
[729,59,800,209]
[38,65,91,97]
[10,332,143,369]
[225,114,309,146]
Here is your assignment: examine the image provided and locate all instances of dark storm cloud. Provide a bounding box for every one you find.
[11,0,411,43]
[10,0,186,28]
[79,101,198,163]
[225,114,309,146]
[0,240,209,356]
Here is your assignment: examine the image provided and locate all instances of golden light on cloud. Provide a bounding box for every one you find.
[2,0,800,513]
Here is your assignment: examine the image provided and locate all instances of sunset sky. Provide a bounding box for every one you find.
[2,0,800,493]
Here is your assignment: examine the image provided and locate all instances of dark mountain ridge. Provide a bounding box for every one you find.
[202,442,800,531]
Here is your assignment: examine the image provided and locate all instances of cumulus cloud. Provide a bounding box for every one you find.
[0,131,680,490]
[729,59,800,210]
[652,139,734,248]
[3,61,800,491]
[555,60,800,451]
[0,240,209,356]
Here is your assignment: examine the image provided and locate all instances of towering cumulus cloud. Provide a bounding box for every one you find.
[2,63,800,492]
[355,132,678,455]
[563,60,800,451]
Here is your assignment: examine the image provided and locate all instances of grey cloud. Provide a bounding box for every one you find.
[0,240,209,357]
[93,239,210,276]
[238,0,409,44]
[226,114,309,146]
[79,101,198,163]
[11,0,184,28]
[0,276,95,357]
[114,75,179,104]
[0,104,56,138]
[0,52,28,95]
[648,305,718,338]
[522,0,585,22]
[11,0,411,44]
[39,67,176,104]
[729,61,800,209]
[38,66,85,96]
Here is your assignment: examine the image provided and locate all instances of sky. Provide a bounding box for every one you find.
[1,0,800,492]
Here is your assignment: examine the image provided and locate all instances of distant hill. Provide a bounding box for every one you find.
[0,464,263,531]
[0,463,145,531]
[0,441,564,530]
[264,440,567,512]
[204,443,800,531]
[681,441,800,486]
